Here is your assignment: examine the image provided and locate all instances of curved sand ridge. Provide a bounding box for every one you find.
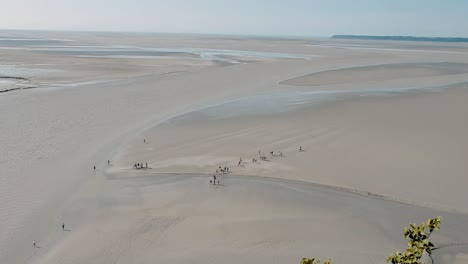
[281,62,468,87]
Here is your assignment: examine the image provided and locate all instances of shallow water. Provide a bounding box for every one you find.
[0,35,311,63]
[167,83,464,123]
[0,38,71,47]
[0,79,17,90]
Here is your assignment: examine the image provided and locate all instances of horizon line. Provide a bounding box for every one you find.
[0,28,329,40]
[1,28,467,40]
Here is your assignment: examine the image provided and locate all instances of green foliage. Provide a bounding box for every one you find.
[301,258,331,264]
[301,217,442,264]
[387,217,442,264]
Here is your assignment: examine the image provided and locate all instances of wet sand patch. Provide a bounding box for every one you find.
[281,62,468,86]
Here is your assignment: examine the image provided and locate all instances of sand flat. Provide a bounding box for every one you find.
[32,174,468,264]
[1,31,468,264]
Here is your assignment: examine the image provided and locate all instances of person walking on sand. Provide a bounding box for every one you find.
[33,240,36,247]
[93,165,96,171]
[108,160,110,165]
[62,223,65,231]
[144,139,146,143]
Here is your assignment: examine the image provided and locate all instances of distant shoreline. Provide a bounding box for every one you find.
[332,35,468,43]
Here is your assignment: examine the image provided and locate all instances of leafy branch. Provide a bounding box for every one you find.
[301,217,442,264]
[387,217,442,264]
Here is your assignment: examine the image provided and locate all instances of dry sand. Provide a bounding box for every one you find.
[33,174,468,264]
[1,31,468,264]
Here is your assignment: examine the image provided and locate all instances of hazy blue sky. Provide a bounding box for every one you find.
[1,0,467,37]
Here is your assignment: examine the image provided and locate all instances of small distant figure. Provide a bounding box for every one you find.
[108,160,110,165]
[143,139,146,143]
[33,240,36,247]
[299,146,302,152]
[93,165,96,170]
[217,180,220,184]
[146,162,148,168]
[62,223,65,231]
[279,151,283,157]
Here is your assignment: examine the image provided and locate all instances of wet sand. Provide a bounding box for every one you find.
[1,31,468,264]
[281,62,468,86]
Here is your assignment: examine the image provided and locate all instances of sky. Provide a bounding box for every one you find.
[1,0,467,37]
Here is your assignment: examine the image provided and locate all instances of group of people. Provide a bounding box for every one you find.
[215,166,230,174]
[269,151,283,157]
[252,151,277,162]
[133,162,148,169]
[210,174,220,185]
[131,140,149,169]
[257,150,269,161]
[210,166,230,185]
[255,146,303,163]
